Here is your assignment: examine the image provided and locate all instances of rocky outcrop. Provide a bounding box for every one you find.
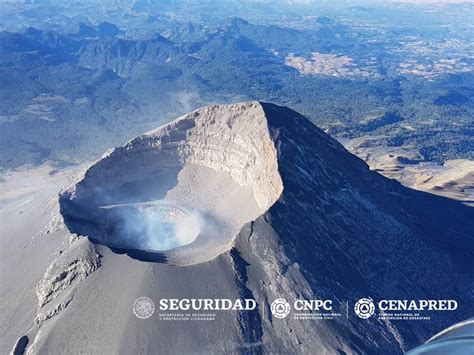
[35,237,100,322]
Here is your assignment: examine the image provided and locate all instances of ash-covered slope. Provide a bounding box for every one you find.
[235,103,474,353]
[13,102,473,354]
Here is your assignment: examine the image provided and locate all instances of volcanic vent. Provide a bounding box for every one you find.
[60,102,283,265]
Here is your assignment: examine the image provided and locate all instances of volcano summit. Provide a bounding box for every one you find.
[4,102,474,354]
[60,102,283,265]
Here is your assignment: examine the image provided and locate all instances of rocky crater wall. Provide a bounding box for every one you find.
[60,102,283,265]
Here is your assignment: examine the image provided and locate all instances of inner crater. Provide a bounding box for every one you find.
[98,201,200,252]
[59,102,283,265]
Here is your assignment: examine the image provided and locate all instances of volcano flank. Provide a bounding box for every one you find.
[8,102,474,354]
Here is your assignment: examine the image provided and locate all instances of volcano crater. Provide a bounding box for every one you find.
[60,102,283,265]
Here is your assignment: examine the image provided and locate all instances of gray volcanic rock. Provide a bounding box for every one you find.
[231,103,474,353]
[8,102,474,354]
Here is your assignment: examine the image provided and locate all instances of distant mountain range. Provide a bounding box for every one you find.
[1,10,473,171]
